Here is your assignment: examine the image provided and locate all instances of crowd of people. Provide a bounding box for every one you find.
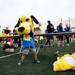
[45,20,71,47]
[0,26,22,52]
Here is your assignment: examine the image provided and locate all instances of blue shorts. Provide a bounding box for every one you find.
[21,39,35,51]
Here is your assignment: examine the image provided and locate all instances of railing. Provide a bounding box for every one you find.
[34,32,75,36]
[0,32,75,38]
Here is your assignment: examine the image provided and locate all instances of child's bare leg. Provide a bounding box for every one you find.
[20,54,27,62]
[31,48,40,63]
[18,49,29,65]
[18,53,27,65]
[32,52,37,60]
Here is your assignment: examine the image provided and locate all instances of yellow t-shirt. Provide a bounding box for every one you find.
[23,35,31,40]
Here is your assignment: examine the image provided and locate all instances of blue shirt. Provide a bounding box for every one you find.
[57,25,63,32]
[21,31,35,50]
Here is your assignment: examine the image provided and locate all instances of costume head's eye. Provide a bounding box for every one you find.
[26,18,29,22]
[20,20,22,23]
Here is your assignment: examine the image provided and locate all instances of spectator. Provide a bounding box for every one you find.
[64,24,71,46]
[13,29,22,48]
[4,27,11,35]
[3,27,11,43]
[45,20,54,46]
[57,23,64,47]
[64,24,71,32]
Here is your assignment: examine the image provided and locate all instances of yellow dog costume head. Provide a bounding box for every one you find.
[15,15,39,35]
[53,53,75,71]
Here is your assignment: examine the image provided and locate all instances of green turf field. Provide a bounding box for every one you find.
[0,41,75,75]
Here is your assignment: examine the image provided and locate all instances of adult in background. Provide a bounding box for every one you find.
[64,24,71,46]
[13,29,22,48]
[57,23,64,47]
[4,27,11,34]
[45,20,55,46]
[3,27,11,43]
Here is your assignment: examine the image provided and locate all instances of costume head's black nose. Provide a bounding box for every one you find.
[18,27,25,32]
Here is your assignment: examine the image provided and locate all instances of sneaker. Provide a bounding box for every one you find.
[55,51,59,55]
[33,60,40,64]
[18,60,23,65]
[66,44,70,46]
[57,43,60,47]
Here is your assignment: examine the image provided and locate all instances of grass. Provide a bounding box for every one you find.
[0,41,75,75]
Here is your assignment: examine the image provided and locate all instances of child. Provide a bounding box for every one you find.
[18,31,40,65]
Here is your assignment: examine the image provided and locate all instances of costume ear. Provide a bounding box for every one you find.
[15,19,20,28]
[30,15,39,24]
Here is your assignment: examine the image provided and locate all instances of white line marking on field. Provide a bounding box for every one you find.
[0,52,20,59]
[0,47,40,59]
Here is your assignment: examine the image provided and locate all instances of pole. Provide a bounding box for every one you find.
[61,18,62,23]
[68,17,70,27]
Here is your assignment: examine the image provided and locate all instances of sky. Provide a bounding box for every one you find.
[0,0,75,29]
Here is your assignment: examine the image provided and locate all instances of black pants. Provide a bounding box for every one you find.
[65,35,70,44]
[45,36,53,45]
